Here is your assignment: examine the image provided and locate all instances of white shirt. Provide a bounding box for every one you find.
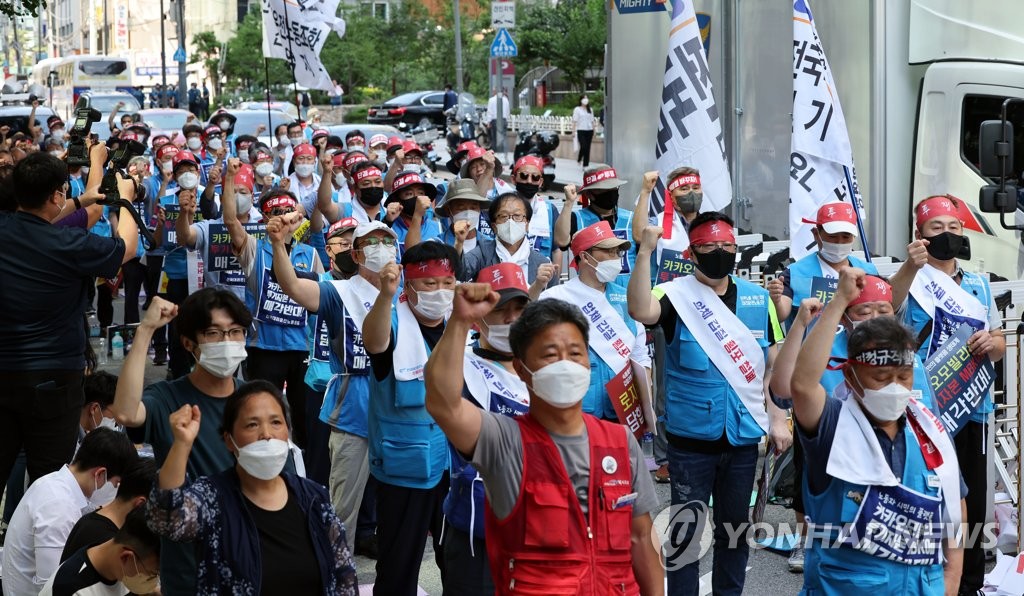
[572,106,596,131]
[485,95,510,123]
[2,465,90,596]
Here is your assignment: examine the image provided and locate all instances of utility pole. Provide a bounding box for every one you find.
[175,0,187,107]
[102,0,109,54]
[160,0,167,106]
[453,0,463,96]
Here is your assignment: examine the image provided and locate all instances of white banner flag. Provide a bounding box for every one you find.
[789,0,864,259]
[649,0,731,244]
[261,0,346,92]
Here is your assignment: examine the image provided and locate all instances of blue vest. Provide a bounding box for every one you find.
[582,283,638,420]
[663,277,771,445]
[527,198,559,261]
[801,424,944,595]
[904,270,993,422]
[317,280,374,438]
[823,327,937,413]
[244,239,316,352]
[786,253,877,329]
[444,354,529,539]
[304,272,334,392]
[158,192,188,278]
[574,207,635,288]
[367,311,449,489]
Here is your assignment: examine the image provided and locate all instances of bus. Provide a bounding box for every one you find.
[31,55,133,120]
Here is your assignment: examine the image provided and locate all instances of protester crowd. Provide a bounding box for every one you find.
[0,102,1004,596]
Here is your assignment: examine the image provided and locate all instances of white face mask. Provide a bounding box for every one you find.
[197,341,247,378]
[218,119,231,130]
[239,151,251,164]
[289,136,304,147]
[452,210,481,230]
[412,287,454,320]
[278,135,290,146]
[231,436,290,480]
[121,553,160,594]
[524,360,590,408]
[295,163,315,177]
[177,172,199,190]
[853,371,912,422]
[93,408,122,433]
[587,253,621,283]
[334,173,348,187]
[51,128,65,141]
[90,470,118,508]
[818,239,853,264]
[207,137,223,151]
[581,98,589,106]
[160,160,173,174]
[362,243,397,272]
[481,321,511,353]
[496,220,527,245]
[236,192,253,215]
[186,137,203,151]
[255,162,274,177]
[403,163,421,173]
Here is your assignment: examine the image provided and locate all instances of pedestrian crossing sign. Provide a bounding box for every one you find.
[490,28,518,58]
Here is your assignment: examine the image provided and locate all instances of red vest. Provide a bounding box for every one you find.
[484,413,640,595]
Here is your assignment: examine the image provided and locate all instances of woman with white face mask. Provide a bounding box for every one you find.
[423,295,663,595]
[459,192,559,300]
[538,220,652,423]
[147,381,359,594]
[788,266,967,595]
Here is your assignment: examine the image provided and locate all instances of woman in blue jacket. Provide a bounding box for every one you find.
[147,380,358,595]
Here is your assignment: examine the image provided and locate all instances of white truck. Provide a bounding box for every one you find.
[606,0,1024,278]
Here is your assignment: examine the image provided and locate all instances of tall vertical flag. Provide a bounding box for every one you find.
[261,0,346,92]
[650,0,731,244]
[790,0,867,259]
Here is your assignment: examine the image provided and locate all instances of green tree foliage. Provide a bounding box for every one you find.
[516,0,606,92]
[0,0,45,20]
[190,32,222,96]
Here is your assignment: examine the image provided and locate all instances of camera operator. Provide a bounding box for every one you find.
[0,143,139,488]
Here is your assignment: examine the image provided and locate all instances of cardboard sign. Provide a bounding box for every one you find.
[606,364,646,439]
[925,323,996,436]
[810,276,838,304]
[656,249,695,283]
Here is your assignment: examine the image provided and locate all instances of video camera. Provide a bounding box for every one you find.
[98,138,153,247]
[65,96,101,168]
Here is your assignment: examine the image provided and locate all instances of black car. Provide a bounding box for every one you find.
[367,91,476,129]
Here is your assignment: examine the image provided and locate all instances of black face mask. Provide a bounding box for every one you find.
[359,186,385,207]
[675,190,703,214]
[589,189,619,210]
[693,248,736,280]
[334,250,359,275]
[398,197,418,217]
[923,231,965,261]
[515,182,540,199]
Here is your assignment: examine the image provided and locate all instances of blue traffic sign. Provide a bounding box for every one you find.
[173,47,186,63]
[490,28,517,58]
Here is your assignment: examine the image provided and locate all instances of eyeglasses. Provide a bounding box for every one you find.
[692,242,738,254]
[268,207,295,217]
[201,327,247,342]
[493,213,528,224]
[589,247,626,259]
[359,237,397,247]
[327,240,353,250]
[516,173,542,183]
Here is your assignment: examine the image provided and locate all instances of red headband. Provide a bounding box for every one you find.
[582,167,618,189]
[688,220,735,246]
[662,174,700,239]
[344,153,368,169]
[293,144,317,158]
[347,136,365,145]
[404,258,455,280]
[261,196,298,213]
[514,155,544,173]
[915,195,962,226]
[848,275,892,307]
[354,167,382,182]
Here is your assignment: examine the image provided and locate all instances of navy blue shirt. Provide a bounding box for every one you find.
[0,211,125,371]
[799,398,967,497]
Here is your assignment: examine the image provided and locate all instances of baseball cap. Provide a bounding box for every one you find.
[401,140,423,156]
[386,136,404,154]
[390,172,437,200]
[328,217,360,239]
[459,146,503,178]
[580,166,626,192]
[476,262,530,307]
[354,220,398,241]
[156,144,180,161]
[802,202,858,237]
[203,124,222,138]
[369,133,388,148]
[172,150,199,170]
[570,221,630,256]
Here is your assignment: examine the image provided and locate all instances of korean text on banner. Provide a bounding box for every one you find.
[789,0,864,259]
[649,0,731,246]
[260,0,346,91]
